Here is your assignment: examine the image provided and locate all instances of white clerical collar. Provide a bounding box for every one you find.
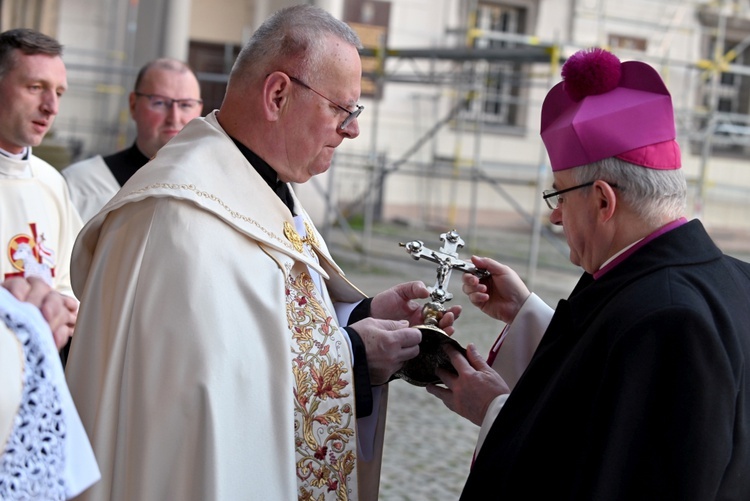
[597,238,643,272]
[0,146,29,160]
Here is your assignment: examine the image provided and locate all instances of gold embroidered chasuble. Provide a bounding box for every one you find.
[66,112,386,501]
[287,218,358,500]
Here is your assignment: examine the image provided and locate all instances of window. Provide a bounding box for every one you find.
[460,2,530,130]
[188,41,240,114]
[344,0,391,100]
[701,35,750,155]
[696,4,750,156]
[608,34,647,52]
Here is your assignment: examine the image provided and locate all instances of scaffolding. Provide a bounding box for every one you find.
[14,0,750,284]
[317,0,750,287]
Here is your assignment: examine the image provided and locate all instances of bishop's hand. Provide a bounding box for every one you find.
[462,256,530,324]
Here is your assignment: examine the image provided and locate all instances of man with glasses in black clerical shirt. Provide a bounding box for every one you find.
[65,5,459,501]
[427,47,750,500]
[62,58,203,221]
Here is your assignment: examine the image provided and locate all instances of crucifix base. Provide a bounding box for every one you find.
[391,324,466,386]
[391,301,467,386]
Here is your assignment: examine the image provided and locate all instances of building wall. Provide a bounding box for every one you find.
[190,0,254,44]
[333,0,750,237]
[15,0,750,237]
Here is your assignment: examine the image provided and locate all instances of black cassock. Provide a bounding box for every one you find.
[461,220,750,501]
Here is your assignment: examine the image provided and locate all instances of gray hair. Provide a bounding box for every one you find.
[229,4,361,87]
[0,29,63,80]
[572,156,687,225]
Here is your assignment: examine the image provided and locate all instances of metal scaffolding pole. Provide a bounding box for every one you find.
[696,0,729,220]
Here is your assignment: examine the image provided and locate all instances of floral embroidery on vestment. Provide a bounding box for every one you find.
[286,266,357,501]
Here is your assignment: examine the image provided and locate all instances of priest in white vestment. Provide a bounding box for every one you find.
[0,29,81,361]
[63,58,203,221]
[66,6,458,501]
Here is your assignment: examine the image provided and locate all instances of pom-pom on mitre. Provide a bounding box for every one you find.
[541,47,680,171]
[561,48,622,102]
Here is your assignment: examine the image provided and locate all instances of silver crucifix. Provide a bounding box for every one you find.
[400,229,489,307]
[393,229,489,386]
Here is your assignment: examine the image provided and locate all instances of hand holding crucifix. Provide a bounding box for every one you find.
[393,230,488,386]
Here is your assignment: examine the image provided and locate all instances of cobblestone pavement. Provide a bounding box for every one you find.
[329,223,581,500]
[342,268,492,501]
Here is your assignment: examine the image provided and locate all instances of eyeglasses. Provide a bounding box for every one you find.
[135,92,203,113]
[542,181,595,210]
[288,76,363,130]
[542,181,621,210]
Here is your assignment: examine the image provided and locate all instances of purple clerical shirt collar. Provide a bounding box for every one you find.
[593,217,688,280]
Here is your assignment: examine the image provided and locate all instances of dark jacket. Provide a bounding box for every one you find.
[462,220,750,500]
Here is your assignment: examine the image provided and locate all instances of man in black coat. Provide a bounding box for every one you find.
[427,48,750,500]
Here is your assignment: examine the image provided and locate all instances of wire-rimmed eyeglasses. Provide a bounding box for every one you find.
[288,76,363,130]
[135,92,203,113]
